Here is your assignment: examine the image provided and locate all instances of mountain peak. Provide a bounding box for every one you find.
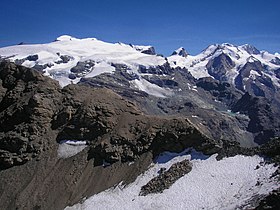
[55,35,79,41]
[220,43,236,48]
[246,55,259,63]
[240,44,260,55]
[171,47,188,57]
[202,43,236,54]
[130,44,156,55]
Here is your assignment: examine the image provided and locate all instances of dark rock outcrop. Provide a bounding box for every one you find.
[55,54,73,64]
[206,53,235,81]
[141,47,156,55]
[70,60,95,78]
[234,60,277,100]
[232,93,280,144]
[0,61,62,169]
[138,62,173,75]
[130,44,156,55]
[259,137,280,164]
[270,57,280,66]
[196,77,242,107]
[275,68,280,79]
[255,189,280,210]
[26,54,39,61]
[139,159,192,196]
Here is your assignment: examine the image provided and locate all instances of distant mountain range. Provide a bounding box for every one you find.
[0,35,279,99]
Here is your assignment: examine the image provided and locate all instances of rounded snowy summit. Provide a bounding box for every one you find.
[55,35,79,41]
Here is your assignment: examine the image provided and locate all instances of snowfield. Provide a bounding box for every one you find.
[57,140,88,159]
[65,149,279,210]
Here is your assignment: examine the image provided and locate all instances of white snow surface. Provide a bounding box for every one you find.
[130,78,173,98]
[84,61,115,78]
[57,140,87,158]
[65,149,279,210]
[249,70,262,80]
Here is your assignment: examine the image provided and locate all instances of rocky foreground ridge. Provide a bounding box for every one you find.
[0,61,222,209]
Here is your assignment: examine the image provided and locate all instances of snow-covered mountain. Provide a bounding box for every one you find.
[171,47,188,57]
[168,43,280,98]
[0,35,168,94]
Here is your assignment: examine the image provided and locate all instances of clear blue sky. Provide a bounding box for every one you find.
[0,0,279,55]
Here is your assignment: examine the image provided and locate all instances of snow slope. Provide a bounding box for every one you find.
[130,78,173,98]
[65,149,279,210]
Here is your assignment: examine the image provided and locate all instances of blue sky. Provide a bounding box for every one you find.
[0,0,279,55]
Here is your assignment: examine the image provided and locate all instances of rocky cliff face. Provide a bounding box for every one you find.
[0,61,62,169]
[206,53,235,81]
[232,92,280,144]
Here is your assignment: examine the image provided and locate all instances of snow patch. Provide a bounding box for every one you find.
[84,61,115,78]
[57,140,87,158]
[65,150,278,210]
[130,78,172,98]
[249,70,262,80]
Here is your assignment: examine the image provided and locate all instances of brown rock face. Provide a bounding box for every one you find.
[0,61,221,210]
[140,159,192,196]
[0,61,62,169]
